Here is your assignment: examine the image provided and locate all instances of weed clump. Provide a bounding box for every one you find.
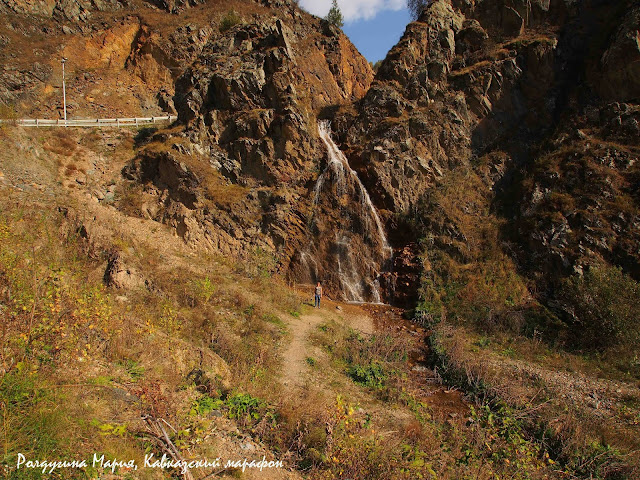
[219,10,242,33]
[347,362,389,389]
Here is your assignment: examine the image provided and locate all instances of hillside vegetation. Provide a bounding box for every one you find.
[1,0,640,478]
[0,126,569,479]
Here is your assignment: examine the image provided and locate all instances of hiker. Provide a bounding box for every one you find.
[314,282,322,308]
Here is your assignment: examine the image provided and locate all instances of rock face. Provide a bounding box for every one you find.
[0,0,378,300]
[0,1,258,116]
[592,6,640,102]
[1,0,638,309]
[343,0,470,214]
[334,0,639,307]
[0,0,126,21]
[122,2,375,299]
[144,0,205,15]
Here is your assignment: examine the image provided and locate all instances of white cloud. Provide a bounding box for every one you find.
[298,0,406,23]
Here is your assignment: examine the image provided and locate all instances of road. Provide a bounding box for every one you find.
[0,116,177,128]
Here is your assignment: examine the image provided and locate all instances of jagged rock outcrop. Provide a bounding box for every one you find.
[126,22,216,93]
[335,0,639,307]
[104,250,149,290]
[591,5,640,102]
[0,0,127,21]
[122,4,375,298]
[2,0,637,309]
[144,0,204,14]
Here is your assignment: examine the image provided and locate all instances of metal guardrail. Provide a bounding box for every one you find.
[0,116,178,128]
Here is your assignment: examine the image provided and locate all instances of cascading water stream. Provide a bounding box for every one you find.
[302,120,392,303]
[316,122,392,256]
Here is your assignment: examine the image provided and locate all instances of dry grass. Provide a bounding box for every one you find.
[430,324,640,479]
[43,130,78,157]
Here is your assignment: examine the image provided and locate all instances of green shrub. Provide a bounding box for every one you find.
[558,266,640,352]
[347,362,389,389]
[117,359,144,380]
[219,10,242,33]
[191,276,216,305]
[190,395,223,416]
[226,393,264,422]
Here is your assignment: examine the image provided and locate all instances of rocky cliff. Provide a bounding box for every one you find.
[118,0,376,299]
[0,0,379,301]
[1,0,639,313]
[321,0,638,313]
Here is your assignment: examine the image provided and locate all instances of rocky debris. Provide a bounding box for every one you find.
[487,349,640,426]
[103,250,149,290]
[144,0,205,14]
[0,0,126,21]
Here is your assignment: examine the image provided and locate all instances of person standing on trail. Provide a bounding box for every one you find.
[314,282,322,308]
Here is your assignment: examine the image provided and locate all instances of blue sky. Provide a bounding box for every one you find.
[298,0,412,63]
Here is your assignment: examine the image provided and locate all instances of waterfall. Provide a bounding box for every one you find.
[317,121,392,256]
[302,120,391,303]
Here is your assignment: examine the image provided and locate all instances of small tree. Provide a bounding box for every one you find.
[408,0,430,20]
[326,0,344,28]
[558,266,640,352]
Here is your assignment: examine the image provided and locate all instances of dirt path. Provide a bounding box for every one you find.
[280,297,375,390]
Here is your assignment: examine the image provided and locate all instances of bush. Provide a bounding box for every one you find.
[347,362,389,389]
[558,266,640,352]
[226,392,265,423]
[219,10,242,33]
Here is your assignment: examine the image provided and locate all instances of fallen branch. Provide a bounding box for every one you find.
[140,414,194,480]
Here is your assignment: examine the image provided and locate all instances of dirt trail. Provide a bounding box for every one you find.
[280,296,374,390]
